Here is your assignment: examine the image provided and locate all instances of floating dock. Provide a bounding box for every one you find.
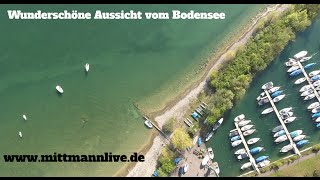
[234,121,261,174]
[263,90,301,157]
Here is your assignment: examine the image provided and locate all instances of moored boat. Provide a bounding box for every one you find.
[279,107,293,114]
[22,115,27,120]
[311,75,320,82]
[280,144,293,153]
[284,117,297,124]
[241,162,252,170]
[56,85,64,94]
[273,130,285,138]
[290,130,303,138]
[312,112,320,119]
[294,77,307,85]
[301,89,314,97]
[287,65,300,73]
[261,107,274,115]
[208,147,214,159]
[237,153,248,160]
[247,138,260,145]
[205,131,214,142]
[268,86,281,94]
[304,62,316,69]
[299,84,312,92]
[307,102,320,110]
[296,140,309,147]
[255,156,269,163]
[238,120,251,127]
[271,90,283,98]
[234,114,245,122]
[315,117,320,123]
[256,92,266,101]
[313,80,320,87]
[304,93,316,101]
[250,147,264,155]
[309,70,320,77]
[257,160,270,168]
[293,50,308,59]
[312,107,320,114]
[243,129,256,137]
[85,63,90,72]
[231,135,241,142]
[275,135,288,143]
[144,120,153,128]
[229,130,239,137]
[272,125,283,133]
[289,69,302,77]
[281,112,294,120]
[258,98,269,106]
[285,58,297,67]
[19,131,22,138]
[231,140,243,147]
[262,82,273,90]
[293,134,306,142]
[241,124,254,132]
[273,94,285,103]
[235,148,246,155]
[300,56,312,62]
[212,118,224,131]
[316,123,320,128]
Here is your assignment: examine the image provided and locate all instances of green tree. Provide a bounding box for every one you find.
[162,118,175,133]
[171,128,192,151]
[157,168,168,177]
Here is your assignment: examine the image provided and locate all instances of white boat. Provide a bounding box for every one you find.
[201,155,210,166]
[22,115,27,120]
[256,92,266,101]
[211,162,220,175]
[241,162,252,170]
[304,93,316,101]
[56,85,64,94]
[281,112,294,119]
[315,117,320,123]
[301,89,314,96]
[85,63,90,72]
[300,56,312,62]
[238,120,251,127]
[287,65,300,73]
[316,86,320,91]
[205,132,214,142]
[273,130,285,138]
[208,147,214,159]
[293,134,306,142]
[290,130,303,137]
[308,102,320,110]
[309,70,320,77]
[299,84,312,92]
[313,80,320,87]
[212,118,224,131]
[237,153,248,160]
[262,82,273,90]
[273,94,285,103]
[312,107,320,114]
[247,138,260,145]
[19,131,22,138]
[183,164,189,173]
[261,107,274,115]
[268,86,280,94]
[234,114,245,122]
[257,160,270,168]
[235,148,246,155]
[280,144,293,153]
[279,107,293,114]
[241,124,254,132]
[294,77,307,85]
[243,129,256,137]
[293,50,308,59]
[275,135,288,143]
[284,117,297,124]
[231,140,243,147]
[144,120,153,128]
[285,58,298,67]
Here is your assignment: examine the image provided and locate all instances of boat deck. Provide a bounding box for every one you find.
[264,90,301,157]
[234,121,261,174]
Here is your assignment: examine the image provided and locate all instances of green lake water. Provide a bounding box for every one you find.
[0,4,264,176]
[207,16,320,177]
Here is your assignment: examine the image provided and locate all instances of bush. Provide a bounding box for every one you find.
[186,127,196,138]
[157,167,168,177]
[312,144,320,153]
[162,118,175,134]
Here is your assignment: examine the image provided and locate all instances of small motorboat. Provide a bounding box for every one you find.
[273,94,285,103]
[279,107,293,114]
[183,164,189,173]
[313,80,320,87]
[273,130,285,138]
[299,84,312,92]
[208,147,214,159]
[257,160,270,168]
[284,117,297,124]
[301,89,314,97]
[19,131,22,138]
[293,50,308,60]
[290,130,303,138]
[300,56,312,62]
[280,144,293,153]
[247,138,260,145]
[256,92,266,101]
[238,120,251,127]
[309,70,320,77]
[258,98,269,106]
[212,118,224,131]
[262,82,273,90]
[294,77,307,85]
[311,75,320,82]
[211,162,220,175]
[205,131,214,142]
[271,90,283,98]
[250,147,264,155]
[144,120,153,128]
[312,107,320,114]
[308,102,320,110]
[304,62,316,69]
[201,155,210,166]
[296,140,309,147]
[84,63,90,72]
[304,94,316,101]
[289,69,302,77]
[237,153,248,160]
[198,137,203,147]
[293,134,306,142]
[231,140,243,147]
[281,112,294,120]
[243,129,256,137]
[56,85,64,94]
[268,86,281,94]
[229,130,239,137]
[312,112,320,118]
[241,124,254,132]
[235,148,246,155]
[231,135,241,142]
[287,65,300,73]
[285,58,298,66]
[234,114,245,122]
[255,156,269,163]
[22,115,27,120]
[261,107,274,115]
[272,125,283,133]
[241,162,252,171]
[275,135,288,143]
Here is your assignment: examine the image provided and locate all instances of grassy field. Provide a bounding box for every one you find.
[269,154,320,177]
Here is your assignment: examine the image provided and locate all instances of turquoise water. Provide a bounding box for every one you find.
[207,16,320,177]
[0,4,264,176]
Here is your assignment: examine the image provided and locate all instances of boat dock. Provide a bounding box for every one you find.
[143,116,171,144]
[263,90,301,157]
[296,61,320,102]
[234,122,261,174]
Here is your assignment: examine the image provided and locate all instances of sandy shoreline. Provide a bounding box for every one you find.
[126,4,290,177]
